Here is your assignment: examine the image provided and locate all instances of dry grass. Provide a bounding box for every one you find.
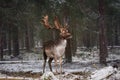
[0,78,24,80]
[0,71,91,80]
[1,71,42,78]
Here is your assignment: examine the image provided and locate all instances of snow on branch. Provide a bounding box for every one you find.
[89,66,117,80]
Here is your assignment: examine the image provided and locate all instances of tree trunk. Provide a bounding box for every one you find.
[63,5,72,63]
[64,16,72,63]
[29,26,34,49]
[25,25,30,51]
[0,27,4,60]
[71,21,77,56]
[8,26,12,55]
[3,32,7,49]
[83,31,91,49]
[98,0,108,65]
[12,26,19,56]
[114,25,119,45]
[65,39,72,63]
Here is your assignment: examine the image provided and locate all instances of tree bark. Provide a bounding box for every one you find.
[8,26,12,55]
[65,39,72,63]
[29,26,34,49]
[0,27,4,60]
[63,5,72,63]
[12,26,19,56]
[25,25,30,51]
[114,25,119,45]
[98,0,108,65]
[71,21,77,56]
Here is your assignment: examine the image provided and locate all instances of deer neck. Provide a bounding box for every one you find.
[56,38,67,47]
[53,38,67,58]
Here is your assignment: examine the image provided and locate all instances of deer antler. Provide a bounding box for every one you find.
[41,15,52,29]
[41,15,63,30]
[54,16,62,29]
[64,23,68,28]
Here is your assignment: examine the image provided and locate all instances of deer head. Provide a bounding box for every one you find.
[41,15,72,39]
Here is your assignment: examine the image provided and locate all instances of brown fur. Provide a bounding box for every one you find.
[41,15,72,73]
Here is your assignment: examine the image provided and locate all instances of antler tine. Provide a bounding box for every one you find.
[41,15,52,29]
[64,22,68,28]
[54,16,62,30]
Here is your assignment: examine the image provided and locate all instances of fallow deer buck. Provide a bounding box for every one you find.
[41,15,72,73]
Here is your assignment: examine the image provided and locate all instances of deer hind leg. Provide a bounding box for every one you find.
[43,59,47,73]
[48,58,53,72]
[43,50,47,73]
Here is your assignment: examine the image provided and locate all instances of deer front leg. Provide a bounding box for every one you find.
[54,56,58,73]
[59,57,63,74]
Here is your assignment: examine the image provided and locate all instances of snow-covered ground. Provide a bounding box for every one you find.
[0,47,120,80]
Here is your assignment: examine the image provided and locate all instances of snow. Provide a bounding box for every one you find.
[0,47,120,80]
[0,61,43,72]
[41,72,59,80]
[107,71,120,80]
[0,60,119,80]
[0,77,39,80]
[90,66,117,80]
[3,52,42,61]
[0,73,6,77]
